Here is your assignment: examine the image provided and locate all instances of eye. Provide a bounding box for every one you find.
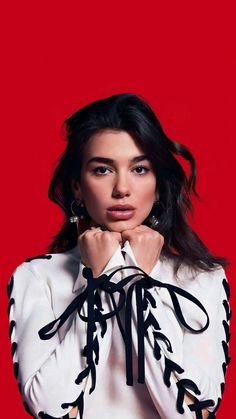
[91,166,112,175]
[132,165,150,174]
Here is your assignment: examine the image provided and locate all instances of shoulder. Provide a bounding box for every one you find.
[159,257,229,316]
[7,247,81,296]
[160,256,227,290]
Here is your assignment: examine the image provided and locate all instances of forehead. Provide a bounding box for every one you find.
[83,130,145,160]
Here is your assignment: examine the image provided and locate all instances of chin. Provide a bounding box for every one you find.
[106,219,140,232]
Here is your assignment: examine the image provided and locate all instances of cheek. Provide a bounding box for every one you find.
[141,193,155,214]
[135,184,156,220]
[81,187,106,224]
[82,179,108,207]
[139,179,156,201]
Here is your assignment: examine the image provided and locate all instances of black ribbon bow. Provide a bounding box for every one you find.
[39,265,209,392]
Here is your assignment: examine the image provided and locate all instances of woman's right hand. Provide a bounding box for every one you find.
[78,227,122,277]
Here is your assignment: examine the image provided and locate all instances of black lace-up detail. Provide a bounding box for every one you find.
[188,399,215,419]
[38,265,213,418]
[39,392,84,419]
[7,259,230,419]
[39,413,74,419]
[8,259,61,419]
[222,299,232,321]
[185,276,232,419]
[61,391,84,419]
[222,278,230,300]
[7,275,22,399]
[209,278,231,417]
[7,273,37,418]
[8,297,15,317]
[174,379,215,417]
[23,401,36,418]
[176,379,201,413]
[25,254,52,262]
[163,357,184,387]
[7,275,14,298]
[9,320,16,338]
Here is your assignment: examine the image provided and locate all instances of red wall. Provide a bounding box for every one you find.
[1,1,235,417]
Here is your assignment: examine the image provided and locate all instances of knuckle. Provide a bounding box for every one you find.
[84,230,93,238]
[136,235,143,243]
[103,231,112,239]
[101,231,114,243]
[112,232,121,240]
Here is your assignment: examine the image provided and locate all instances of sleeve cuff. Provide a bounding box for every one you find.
[73,245,126,292]
[122,240,162,282]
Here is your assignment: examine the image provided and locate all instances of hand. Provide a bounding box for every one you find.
[78,227,122,277]
[121,225,164,274]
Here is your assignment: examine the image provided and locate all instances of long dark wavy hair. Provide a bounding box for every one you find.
[48,93,228,274]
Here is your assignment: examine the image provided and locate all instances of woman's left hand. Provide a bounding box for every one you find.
[121,225,164,274]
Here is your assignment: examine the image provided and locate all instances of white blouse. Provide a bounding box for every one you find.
[7,241,231,419]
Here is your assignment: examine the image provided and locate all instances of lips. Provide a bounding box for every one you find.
[106,205,136,221]
[107,205,135,210]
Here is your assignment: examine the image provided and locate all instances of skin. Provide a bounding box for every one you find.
[70,129,209,419]
[71,130,163,276]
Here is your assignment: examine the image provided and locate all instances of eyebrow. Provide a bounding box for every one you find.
[86,155,150,166]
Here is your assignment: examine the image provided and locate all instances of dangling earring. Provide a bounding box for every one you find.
[69,199,86,233]
[148,199,159,229]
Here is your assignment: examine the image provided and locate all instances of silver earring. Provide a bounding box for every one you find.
[148,199,159,229]
[149,214,159,229]
[69,200,85,231]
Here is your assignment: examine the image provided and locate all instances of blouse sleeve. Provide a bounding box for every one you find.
[180,268,231,415]
[117,243,231,417]
[7,262,90,419]
[138,266,231,418]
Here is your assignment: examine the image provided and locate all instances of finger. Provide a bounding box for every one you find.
[134,224,150,231]
[112,232,123,244]
[79,228,95,238]
[139,224,150,229]
[91,226,105,232]
[122,225,144,234]
[80,227,103,239]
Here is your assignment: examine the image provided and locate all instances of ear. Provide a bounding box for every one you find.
[71,178,82,200]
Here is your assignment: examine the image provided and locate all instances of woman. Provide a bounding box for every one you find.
[7,93,231,419]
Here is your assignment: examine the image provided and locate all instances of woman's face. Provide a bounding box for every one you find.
[72,130,157,232]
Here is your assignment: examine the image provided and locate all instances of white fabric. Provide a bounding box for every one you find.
[7,241,230,419]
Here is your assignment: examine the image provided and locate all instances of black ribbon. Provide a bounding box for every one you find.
[39,265,210,392]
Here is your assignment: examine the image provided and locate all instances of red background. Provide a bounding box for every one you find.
[1,1,235,417]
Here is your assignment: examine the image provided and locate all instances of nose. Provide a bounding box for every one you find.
[112,172,131,198]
